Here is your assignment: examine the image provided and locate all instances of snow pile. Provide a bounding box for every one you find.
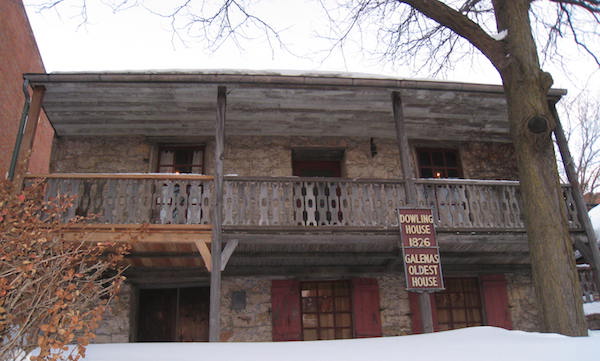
[61,327,599,361]
[584,301,600,315]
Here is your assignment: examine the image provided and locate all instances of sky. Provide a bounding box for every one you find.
[22,0,599,100]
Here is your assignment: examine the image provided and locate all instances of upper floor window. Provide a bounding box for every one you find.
[157,146,204,174]
[416,148,462,178]
[292,148,344,177]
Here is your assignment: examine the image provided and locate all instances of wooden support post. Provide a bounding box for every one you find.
[418,293,434,333]
[13,86,45,190]
[209,86,226,342]
[551,103,600,292]
[392,91,417,203]
[393,91,434,333]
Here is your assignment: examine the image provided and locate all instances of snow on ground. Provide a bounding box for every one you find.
[61,327,600,361]
[585,301,600,315]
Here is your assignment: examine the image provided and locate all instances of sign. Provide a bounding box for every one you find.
[398,208,444,291]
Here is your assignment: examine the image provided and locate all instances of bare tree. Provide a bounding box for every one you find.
[561,95,600,197]
[27,0,600,336]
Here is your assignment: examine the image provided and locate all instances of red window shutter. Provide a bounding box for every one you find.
[271,280,302,341]
[351,278,383,338]
[408,292,438,334]
[480,274,513,329]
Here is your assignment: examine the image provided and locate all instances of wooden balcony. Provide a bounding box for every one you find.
[31,174,582,231]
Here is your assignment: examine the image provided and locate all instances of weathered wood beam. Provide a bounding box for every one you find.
[13,86,45,190]
[551,103,600,291]
[26,173,214,180]
[392,91,416,202]
[61,224,212,243]
[195,240,212,272]
[209,86,226,342]
[220,239,239,271]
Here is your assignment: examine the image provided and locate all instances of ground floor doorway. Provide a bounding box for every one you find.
[137,286,210,342]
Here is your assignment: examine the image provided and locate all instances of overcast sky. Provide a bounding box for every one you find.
[23,1,599,98]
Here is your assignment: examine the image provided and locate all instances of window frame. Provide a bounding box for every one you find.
[434,277,484,331]
[299,280,354,341]
[415,148,463,179]
[156,145,205,174]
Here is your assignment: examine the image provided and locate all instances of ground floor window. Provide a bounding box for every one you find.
[410,274,511,334]
[272,278,382,341]
[300,281,353,340]
[434,277,483,331]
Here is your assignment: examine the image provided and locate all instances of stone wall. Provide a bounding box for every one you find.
[460,142,519,180]
[219,277,272,341]
[506,273,542,332]
[51,136,151,173]
[50,135,516,181]
[93,283,132,343]
[90,272,541,343]
[376,274,412,336]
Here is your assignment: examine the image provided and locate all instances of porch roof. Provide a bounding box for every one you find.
[24,71,566,142]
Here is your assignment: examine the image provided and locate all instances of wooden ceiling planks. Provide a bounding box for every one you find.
[29,73,523,142]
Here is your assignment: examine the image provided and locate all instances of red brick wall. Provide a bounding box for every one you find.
[0,0,53,178]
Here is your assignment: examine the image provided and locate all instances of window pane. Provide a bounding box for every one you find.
[320,328,335,340]
[319,297,334,312]
[335,297,350,312]
[418,151,431,166]
[334,283,350,296]
[318,283,333,296]
[431,151,444,166]
[302,297,317,312]
[335,313,352,327]
[421,168,433,178]
[335,328,353,339]
[303,329,318,341]
[446,151,457,166]
[319,314,334,328]
[303,313,318,328]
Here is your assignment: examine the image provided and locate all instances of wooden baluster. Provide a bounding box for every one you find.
[335,182,347,226]
[202,180,213,225]
[304,181,318,226]
[259,181,270,225]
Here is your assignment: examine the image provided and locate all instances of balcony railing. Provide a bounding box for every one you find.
[34,174,582,231]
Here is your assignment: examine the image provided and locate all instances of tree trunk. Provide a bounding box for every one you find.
[492,0,587,336]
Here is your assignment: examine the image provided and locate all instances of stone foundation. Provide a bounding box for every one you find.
[93,283,132,343]
[506,273,542,332]
[91,272,541,343]
[220,277,272,341]
[376,274,412,336]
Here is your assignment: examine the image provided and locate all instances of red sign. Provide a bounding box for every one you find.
[398,208,444,291]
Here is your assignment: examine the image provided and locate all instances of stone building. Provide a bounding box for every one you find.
[0,0,53,178]
[12,71,589,342]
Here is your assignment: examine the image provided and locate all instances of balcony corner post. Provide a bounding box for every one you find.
[209,85,226,342]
